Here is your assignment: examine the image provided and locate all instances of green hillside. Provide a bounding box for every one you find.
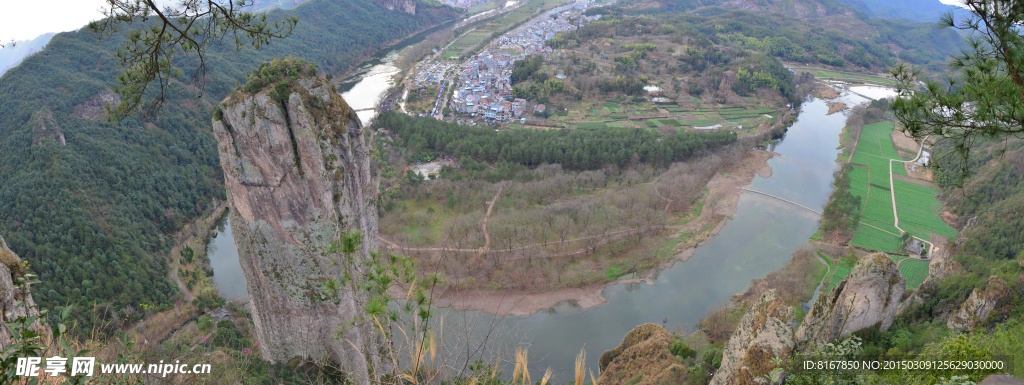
[0,0,460,331]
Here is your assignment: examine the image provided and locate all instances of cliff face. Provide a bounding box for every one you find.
[711,289,795,385]
[597,323,687,385]
[30,108,65,146]
[0,235,48,349]
[376,0,417,14]
[212,63,384,383]
[947,276,1008,330]
[796,253,905,348]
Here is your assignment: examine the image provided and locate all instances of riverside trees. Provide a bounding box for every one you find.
[376,112,737,172]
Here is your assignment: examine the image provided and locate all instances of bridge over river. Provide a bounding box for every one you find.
[740,187,822,216]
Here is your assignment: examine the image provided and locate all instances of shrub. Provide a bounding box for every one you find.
[670,336,697,359]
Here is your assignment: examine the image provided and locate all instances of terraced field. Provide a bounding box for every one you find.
[828,258,858,291]
[576,122,607,129]
[898,259,930,290]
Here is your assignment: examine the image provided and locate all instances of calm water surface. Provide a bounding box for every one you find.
[206,57,880,380]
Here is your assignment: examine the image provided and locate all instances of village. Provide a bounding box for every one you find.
[403,0,604,125]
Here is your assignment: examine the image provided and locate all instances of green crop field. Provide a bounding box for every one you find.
[893,180,957,238]
[446,30,492,56]
[659,119,682,126]
[847,119,953,250]
[468,1,497,13]
[608,113,628,119]
[861,198,896,228]
[828,258,858,291]
[899,259,930,290]
[850,224,903,253]
[645,120,660,127]
[577,122,608,129]
[688,119,723,127]
[811,69,898,85]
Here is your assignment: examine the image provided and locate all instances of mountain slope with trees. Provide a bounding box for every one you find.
[0,0,459,332]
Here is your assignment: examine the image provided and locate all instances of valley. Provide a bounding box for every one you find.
[3,0,1024,383]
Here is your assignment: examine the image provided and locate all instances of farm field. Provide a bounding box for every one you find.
[468,1,497,13]
[445,30,492,58]
[846,119,952,252]
[898,259,930,290]
[828,258,857,291]
[850,224,902,253]
[893,180,957,238]
[563,97,778,131]
[810,69,898,85]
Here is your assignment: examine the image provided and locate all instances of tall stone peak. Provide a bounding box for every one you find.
[796,253,905,349]
[213,58,384,384]
[712,289,795,385]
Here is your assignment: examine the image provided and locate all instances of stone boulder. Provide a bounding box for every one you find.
[0,235,48,349]
[796,253,905,349]
[947,276,1008,330]
[598,324,686,385]
[711,289,795,385]
[213,59,384,384]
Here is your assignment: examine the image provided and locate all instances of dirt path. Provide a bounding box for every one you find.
[165,205,227,301]
[173,257,195,301]
[887,141,937,253]
[478,184,504,256]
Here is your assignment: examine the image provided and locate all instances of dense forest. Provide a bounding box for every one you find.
[0,0,460,332]
[375,112,737,171]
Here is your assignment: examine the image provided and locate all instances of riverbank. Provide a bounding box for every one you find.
[125,202,228,347]
[431,147,777,316]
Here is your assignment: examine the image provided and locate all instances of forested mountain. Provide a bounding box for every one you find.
[838,0,964,22]
[0,0,460,331]
[0,33,55,76]
[589,0,964,72]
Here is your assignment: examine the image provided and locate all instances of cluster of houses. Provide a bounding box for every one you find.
[411,61,457,87]
[445,0,602,123]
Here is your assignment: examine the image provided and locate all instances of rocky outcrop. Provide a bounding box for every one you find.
[898,249,959,314]
[947,276,1008,330]
[796,253,905,349]
[376,0,416,14]
[711,289,795,385]
[0,235,48,349]
[72,88,120,121]
[29,108,65,146]
[213,59,384,384]
[597,323,686,385]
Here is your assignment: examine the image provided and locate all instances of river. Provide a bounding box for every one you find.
[203,25,892,380]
